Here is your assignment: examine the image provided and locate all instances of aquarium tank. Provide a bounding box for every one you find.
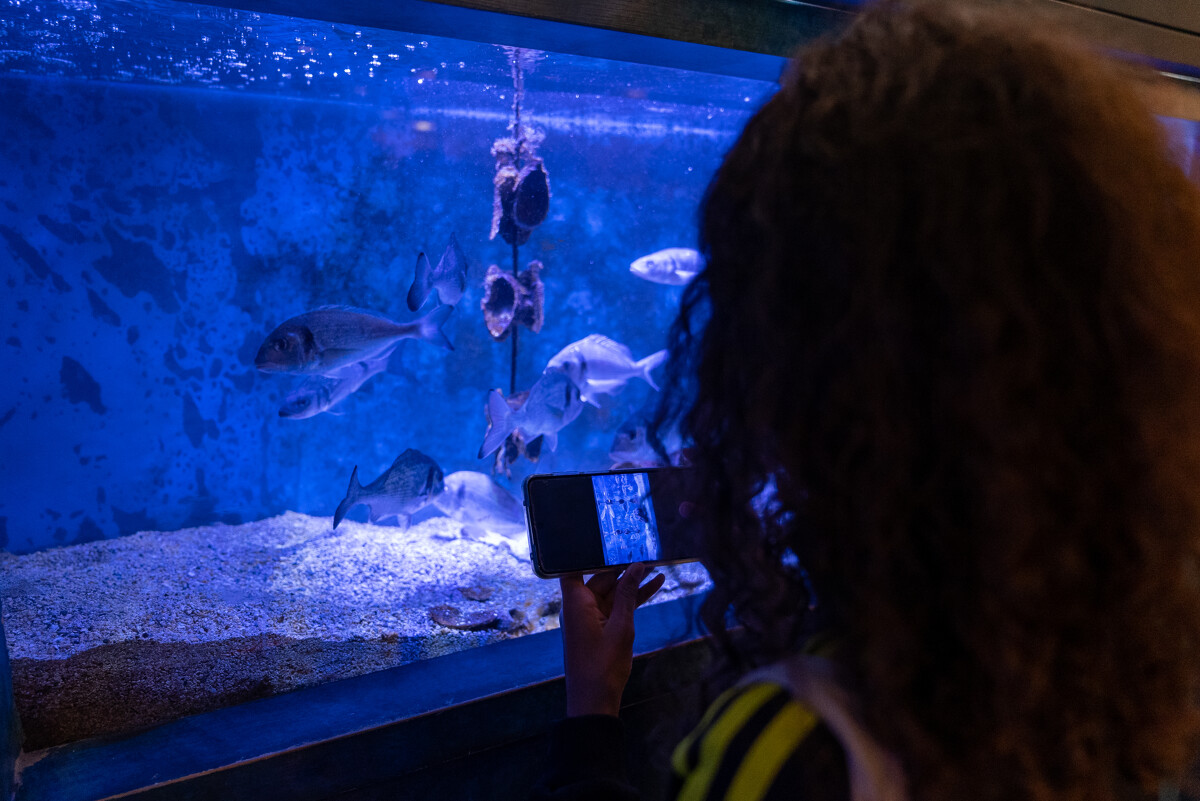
[3,0,1199,755]
[0,0,778,750]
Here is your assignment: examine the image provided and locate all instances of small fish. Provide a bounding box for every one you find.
[546,334,666,407]
[407,233,470,311]
[629,247,702,286]
[256,304,453,377]
[433,471,528,556]
[478,370,584,458]
[608,411,684,468]
[278,356,388,419]
[333,448,445,529]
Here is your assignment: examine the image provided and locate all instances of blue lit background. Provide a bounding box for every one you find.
[0,0,775,552]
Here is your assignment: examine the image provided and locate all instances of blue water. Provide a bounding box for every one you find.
[0,0,774,553]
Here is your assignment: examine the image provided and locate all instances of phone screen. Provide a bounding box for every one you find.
[524,468,697,577]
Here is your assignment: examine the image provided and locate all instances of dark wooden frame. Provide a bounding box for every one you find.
[174,0,1200,75]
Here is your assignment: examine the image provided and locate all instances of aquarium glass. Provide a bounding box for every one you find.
[0,0,771,748]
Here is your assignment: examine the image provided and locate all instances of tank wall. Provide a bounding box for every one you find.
[0,72,750,553]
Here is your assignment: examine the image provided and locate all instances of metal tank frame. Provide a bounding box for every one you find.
[2,1,1199,799]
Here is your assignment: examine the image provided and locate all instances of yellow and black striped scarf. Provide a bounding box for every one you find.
[670,680,849,801]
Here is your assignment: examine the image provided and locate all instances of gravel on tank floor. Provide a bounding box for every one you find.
[0,511,709,749]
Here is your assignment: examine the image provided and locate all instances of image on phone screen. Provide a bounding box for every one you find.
[526,467,697,576]
[592,472,659,565]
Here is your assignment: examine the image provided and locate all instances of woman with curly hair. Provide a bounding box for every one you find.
[535,2,1200,800]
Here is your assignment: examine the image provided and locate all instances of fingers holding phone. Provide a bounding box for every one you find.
[560,563,666,718]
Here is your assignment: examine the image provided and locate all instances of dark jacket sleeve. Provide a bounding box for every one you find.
[531,715,641,801]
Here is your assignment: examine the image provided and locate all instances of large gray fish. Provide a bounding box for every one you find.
[278,356,389,419]
[478,370,584,458]
[629,247,702,286]
[407,234,469,310]
[255,304,453,377]
[432,471,528,555]
[333,448,445,529]
[545,334,666,407]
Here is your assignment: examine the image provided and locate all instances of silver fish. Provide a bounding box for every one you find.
[333,448,445,529]
[545,334,666,407]
[478,370,584,458]
[432,471,528,555]
[278,356,389,419]
[629,247,702,286]
[407,233,469,311]
[255,304,453,377]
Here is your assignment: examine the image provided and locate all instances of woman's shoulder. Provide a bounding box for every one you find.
[670,676,851,801]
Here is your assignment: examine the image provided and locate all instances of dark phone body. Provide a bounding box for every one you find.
[523,467,700,578]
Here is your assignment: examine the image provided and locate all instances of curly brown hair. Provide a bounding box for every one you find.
[655,2,1200,799]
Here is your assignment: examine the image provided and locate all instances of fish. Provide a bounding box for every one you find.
[255,304,453,377]
[478,370,584,458]
[545,334,667,407]
[407,233,469,311]
[333,448,445,529]
[609,425,674,467]
[609,405,685,467]
[278,356,389,419]
[432,471,529,556]
[629,247,702,286]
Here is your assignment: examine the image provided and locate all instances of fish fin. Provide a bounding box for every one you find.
[434,234,468,306]
[462,524,488,541]
[543,431,559,452]
[524,435,543,461]
[391,448,421,470]
[333,465,362,529]
[416,303,455,351]
[593,335,633,361]
[407,252,434,311]
[637,349,668,391]
[478,389,514,459]
[423,465,440,499]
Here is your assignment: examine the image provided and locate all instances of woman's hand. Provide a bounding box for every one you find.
[559,563,667,718]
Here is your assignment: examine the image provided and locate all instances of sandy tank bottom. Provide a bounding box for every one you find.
[0,512,710,750]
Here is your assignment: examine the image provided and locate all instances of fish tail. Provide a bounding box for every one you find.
[478,389,514,459]
[417,303,455,351]
[333,465,362,529]
[637,349,668,391]
[407,252,434,312]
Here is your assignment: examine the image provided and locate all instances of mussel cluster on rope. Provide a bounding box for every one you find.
[484,132,551,342]
[482,48,556,474]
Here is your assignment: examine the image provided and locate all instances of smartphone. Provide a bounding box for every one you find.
[523,467,700,578]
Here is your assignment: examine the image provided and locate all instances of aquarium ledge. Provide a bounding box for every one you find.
[11,594,712,801]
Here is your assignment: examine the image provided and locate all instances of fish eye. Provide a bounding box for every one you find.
[273,339,289,352]
[296,398,310,408]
